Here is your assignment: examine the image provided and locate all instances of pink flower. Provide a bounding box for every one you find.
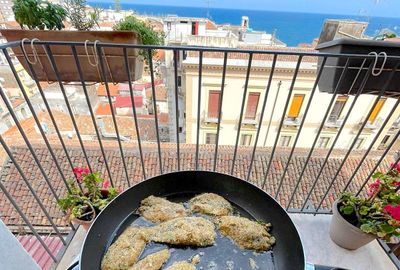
[391,163,400,173]
[394,181,400,187]
[367,179,381,197]
[102,180,111,189]
[384,205,400,221]
[73,167,90,182]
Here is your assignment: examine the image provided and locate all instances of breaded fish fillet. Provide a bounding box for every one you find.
[150,217,216,247]
[139,195,187,223]
[101,227,148,270]
[129,249,170,270]
[189,193,233,216]
[165,261,197,270]
[218,216,276,251]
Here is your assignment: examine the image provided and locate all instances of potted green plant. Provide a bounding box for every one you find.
[58,167,120,230]
[1,0,163,82]
[330,163,400,250]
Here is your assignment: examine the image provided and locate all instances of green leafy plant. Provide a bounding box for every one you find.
[338,163,400,241]
[113,15,164,59]
[64,0,101,31]
[58,167,119,221]
[13,0,67,30]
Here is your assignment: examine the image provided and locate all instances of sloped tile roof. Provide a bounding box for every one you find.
[0,143,394,231]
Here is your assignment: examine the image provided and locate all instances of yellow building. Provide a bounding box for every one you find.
[183,47,400,150]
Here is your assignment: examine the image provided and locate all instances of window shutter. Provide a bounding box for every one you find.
[245,92,260,119]
[208,91,221,118]
[368,98,386,123]
[288,94,305,118]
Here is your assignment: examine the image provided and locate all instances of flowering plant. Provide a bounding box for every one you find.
[58,167,119,221]
[339,163,400,241]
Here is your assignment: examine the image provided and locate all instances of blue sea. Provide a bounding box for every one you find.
[88,2,400,47]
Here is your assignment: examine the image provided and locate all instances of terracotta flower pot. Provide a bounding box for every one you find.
[330,200,376,250]
[72,217,93,231]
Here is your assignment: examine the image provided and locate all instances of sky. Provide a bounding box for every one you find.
[95,0,400,18]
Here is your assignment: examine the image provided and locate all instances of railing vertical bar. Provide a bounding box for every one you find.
[262,56,303,190]
[356,129,400,196]
[147,48,163,174]
[95,45,131,186]
[342,99,400,193]
[213,52,228,171]
[246,54,278,181]
[123,48,146,180]
[173,50,181,171]
[44,45,93,173]
[275,57,328,200]
[300,61,374,211]
[70,45,115,186]
[2,48,71,192]
[195,51,203,170]
[0,86,62,202]
[19,45,78,184]
[286,58,351,210]
[231,53,253,175]
[0,180,58,262]
[315,62,400,212]
[0,135,66,244]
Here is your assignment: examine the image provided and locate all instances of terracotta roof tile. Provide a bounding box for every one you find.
[97,83,119,97]
[145,85,167,101]
[96,103,113,116]
[0,143,395,230]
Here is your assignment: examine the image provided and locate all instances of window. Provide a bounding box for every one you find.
[245,92,260,120]
[279,135,292,147]
[178,75,182,87]
[205,133,217,144]
[191,22,199,35]
[207,91,221,118]
[380,135,391,148]
[240,134,252,146]
[355,138,365,149]
[287,94,305,119]
[368,98,386,123]
[317,136,330,148]
[329,96,348,122]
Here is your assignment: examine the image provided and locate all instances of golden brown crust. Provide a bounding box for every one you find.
[189,193,233,216]
[165,261,197,270]
[138,196,187,223]
[150,217,216,247]
[218,216,276,251]
[129,249,170,270]
[101,227,148,270]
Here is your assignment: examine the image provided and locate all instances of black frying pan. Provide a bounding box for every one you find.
[80,171,305,269]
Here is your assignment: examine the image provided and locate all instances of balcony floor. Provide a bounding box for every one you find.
[57,214,397,270]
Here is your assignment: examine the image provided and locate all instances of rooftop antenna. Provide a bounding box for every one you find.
[204,0,214,19]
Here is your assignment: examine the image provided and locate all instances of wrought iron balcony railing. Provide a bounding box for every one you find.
[0,40,399,268]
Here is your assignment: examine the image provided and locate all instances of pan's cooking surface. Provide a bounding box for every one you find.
[111,193,275,269]
[80,171,305,269]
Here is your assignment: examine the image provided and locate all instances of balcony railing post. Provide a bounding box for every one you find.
[195,51,203,170]
[123,47,146,180]
[231,53,253,175]
[147,48,163,174]
[213,52,228,171]
[246,54,278,183]
[286,58,351,210]
[274,57,328,200]
[301,59,374,212]
[173,49,181,171]
[262,55,303,191]
[95,44,131,187]
[70,45,115,186]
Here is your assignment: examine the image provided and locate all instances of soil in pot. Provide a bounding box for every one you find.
[330,200,376,250]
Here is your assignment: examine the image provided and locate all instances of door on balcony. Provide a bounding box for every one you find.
[368,98,386,124]
[207,91,221,119]
[245,92,260,120]
[287,94,304,120]
[329,96,348,122]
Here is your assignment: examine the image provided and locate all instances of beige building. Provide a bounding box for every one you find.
[183,47,400,150]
